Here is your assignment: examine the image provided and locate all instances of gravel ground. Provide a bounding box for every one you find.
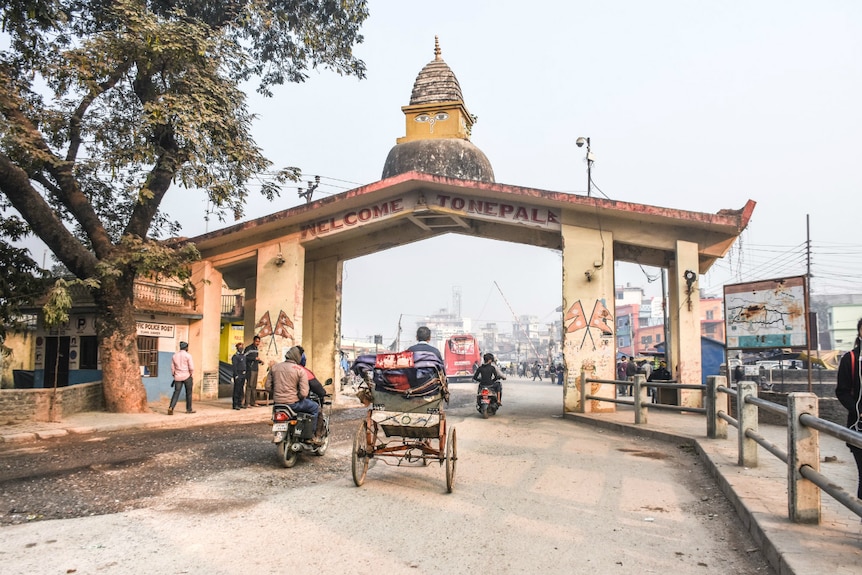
[0,406,364,525]
[0,381,775,574]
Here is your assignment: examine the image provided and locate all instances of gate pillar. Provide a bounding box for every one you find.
[561,222,615,413]
[244,238,305,390]
[668,239,702,406]
[189,261,223,400]
[303,256,343,397]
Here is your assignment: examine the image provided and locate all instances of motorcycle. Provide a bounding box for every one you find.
[476,383,500,419]
[271,392,331,468]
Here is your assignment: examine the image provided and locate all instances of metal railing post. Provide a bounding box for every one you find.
[737,381,758,468]
[578,370,587,414]
[703,375,727,439]
[787,392,821,524]
[633,374,648,424]
[715,377,728,439]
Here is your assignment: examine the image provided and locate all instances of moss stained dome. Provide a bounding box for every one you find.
[382,37,494,183]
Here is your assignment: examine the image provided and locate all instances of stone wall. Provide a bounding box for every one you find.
[0,382,105,425]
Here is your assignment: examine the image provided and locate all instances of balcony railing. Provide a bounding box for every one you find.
[221,294,244,318]
[134,282,196,312]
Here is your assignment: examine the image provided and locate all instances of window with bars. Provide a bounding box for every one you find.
[138,336,159,377]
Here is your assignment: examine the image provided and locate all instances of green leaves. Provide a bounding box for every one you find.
[1,0,368,259]
[0,1,367,391]
[42,278,75,329]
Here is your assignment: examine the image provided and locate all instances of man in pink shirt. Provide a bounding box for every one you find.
[168,341,195,415]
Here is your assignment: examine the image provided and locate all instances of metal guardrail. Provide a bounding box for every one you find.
[579,372,706,426]
[578,371,862,526]
[708,378,862,524]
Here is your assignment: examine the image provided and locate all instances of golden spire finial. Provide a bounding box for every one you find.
[434,36,441,60]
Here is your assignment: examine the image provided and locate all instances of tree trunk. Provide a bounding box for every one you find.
[94,274,149,413]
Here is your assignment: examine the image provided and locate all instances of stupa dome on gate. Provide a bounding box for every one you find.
[382,37,494,183]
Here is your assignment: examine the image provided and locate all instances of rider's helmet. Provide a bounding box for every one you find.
[483,352,494,363]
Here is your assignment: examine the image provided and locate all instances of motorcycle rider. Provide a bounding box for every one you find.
[473,352,506,406]
[266,346,322,445]
[295,345,328,440]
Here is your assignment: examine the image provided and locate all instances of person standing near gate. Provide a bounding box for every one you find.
[836,317,862,503]
[231,342,246,410]
[244,335,264,407]
[168,341,195,415]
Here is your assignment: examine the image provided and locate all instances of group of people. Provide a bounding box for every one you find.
[229,337,328,442]
[165,334,329,445]
[230,336,264,410]
[169,321,862,504]
[614,355,671,398]
[615,356,638,396]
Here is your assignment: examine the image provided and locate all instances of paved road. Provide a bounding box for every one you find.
[0,379,774,575]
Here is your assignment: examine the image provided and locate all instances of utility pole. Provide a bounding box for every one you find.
[805,214,813,393]
[395,314,403,351]
[298,175,320,203]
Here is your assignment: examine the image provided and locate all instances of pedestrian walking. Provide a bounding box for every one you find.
[231,342,246,410]
[168,341,195,415]
[531,361,542,381]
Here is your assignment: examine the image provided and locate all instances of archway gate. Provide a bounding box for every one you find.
[186,171,754,412]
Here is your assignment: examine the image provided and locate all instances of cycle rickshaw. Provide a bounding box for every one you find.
[350,350,457,492]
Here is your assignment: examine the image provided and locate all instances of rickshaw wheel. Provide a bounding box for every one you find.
[352,420,370,486]
[445,426,457,493]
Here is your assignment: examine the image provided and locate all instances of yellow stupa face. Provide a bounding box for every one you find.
[397,101,471,144]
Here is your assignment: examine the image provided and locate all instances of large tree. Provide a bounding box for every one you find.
[0,0,368,411]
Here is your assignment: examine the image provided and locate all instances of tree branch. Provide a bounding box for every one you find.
[0,86,114,259]
[125,146,180,238]
[0,154,98,278]
[67,64,130,163]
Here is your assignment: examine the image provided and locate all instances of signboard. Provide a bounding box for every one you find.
[724,276,808,350]
[136,321,175,338]
[300,190,562,240]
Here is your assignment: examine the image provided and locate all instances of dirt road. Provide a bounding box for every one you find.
[1,379,774,574]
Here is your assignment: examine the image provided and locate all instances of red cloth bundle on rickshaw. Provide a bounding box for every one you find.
[351,351,445,397]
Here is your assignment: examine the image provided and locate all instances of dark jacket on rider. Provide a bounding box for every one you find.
[473,363,504,385]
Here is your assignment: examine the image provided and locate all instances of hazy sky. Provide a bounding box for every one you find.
[136,2,862,340]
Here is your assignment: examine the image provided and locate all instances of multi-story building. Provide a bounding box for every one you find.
[700,295,725,343]
[616,302,639,357]
[637,323,665,355]
[615,285,724,356]
[810,294,862,352]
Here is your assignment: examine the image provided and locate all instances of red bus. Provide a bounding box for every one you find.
[445,334,481,382]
